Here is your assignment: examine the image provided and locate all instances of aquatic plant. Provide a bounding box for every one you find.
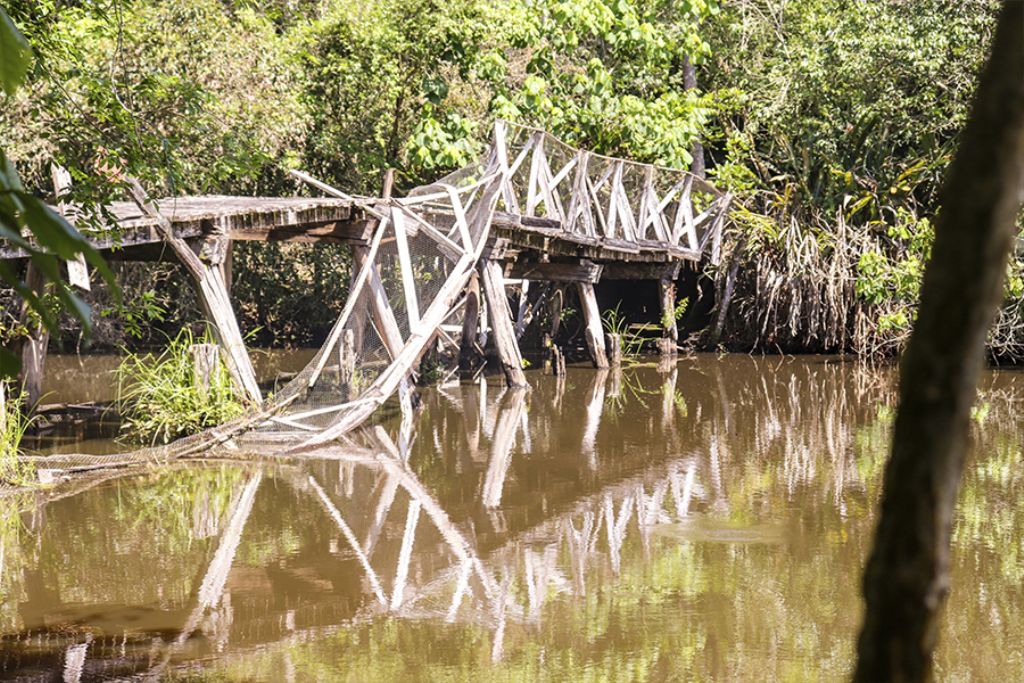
[0,385,35,486]
[116,330,245,445]
[601,303,648,359]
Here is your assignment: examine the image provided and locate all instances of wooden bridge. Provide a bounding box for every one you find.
[10,121,732,442]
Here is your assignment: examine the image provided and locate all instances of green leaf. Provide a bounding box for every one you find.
[0,7,32,97]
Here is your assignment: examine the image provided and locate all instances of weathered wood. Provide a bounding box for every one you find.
[127,180,262,403]
[17,265,48,408]
[600,262,680,281]
[481,259,528,387]
[191,344,220,399]
[297,169,505,446]
[576,282,609,369]
[607,333,622,366]
[506,259,603,284]
[659,278,679,357]
[459,271,483,372]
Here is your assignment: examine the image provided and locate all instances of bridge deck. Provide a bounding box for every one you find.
[4,195,700,264]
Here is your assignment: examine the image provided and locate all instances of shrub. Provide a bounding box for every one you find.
[116,330,245,445]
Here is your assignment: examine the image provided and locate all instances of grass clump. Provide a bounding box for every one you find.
[0,388,36,486]
[117,330,245,445]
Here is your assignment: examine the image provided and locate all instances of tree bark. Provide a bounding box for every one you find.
[683,56,705,179]
[854,4,1024,682]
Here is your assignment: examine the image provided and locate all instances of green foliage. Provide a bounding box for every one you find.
[101,289,167,340]
[601,302,645,358]
[661,296,689,331]
[0,387,35,485]
[0,7,117,374]
[116,329,245,445]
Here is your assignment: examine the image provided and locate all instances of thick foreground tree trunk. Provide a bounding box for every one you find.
[854,4,1024,682]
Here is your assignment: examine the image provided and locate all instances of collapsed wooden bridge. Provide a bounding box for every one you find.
[11,121,732,449]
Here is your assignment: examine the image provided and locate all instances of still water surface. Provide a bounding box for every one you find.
[2,354,1022,681]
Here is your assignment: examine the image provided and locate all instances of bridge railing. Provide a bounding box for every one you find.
[488,120,731,262]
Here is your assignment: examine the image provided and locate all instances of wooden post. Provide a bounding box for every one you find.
[460,271,483,372]
[127,180,261,404]
[191,343,219,400]
[575,282,608,369]
[659,277,678,357]
[18,265,49,408]
[607,333,622,366]
[338,329,355,398]
[480,260,527,387]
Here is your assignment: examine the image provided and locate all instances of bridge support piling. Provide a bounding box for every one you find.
[127,180,262,404]
[17,264,49,408]
[658,277,679,357]
[575,282,609,369]
[480,260,527,387]
[459,271,483,373]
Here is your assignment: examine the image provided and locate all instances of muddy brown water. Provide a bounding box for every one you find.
[2,353,1022,681]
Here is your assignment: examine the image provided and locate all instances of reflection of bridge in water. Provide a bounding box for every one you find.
[0,358,889,679]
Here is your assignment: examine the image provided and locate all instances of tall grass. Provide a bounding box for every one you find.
[0,387,36,486]
[117,330,245,445]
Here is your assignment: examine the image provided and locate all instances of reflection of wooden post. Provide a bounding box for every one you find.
[658,277,678,356]
[480,260,527,387]
[582,369,608,469]
[576,282,608,368]
[482,388,527,508]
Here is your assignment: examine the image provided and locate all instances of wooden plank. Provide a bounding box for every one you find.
[526,133,545,217]
[506,259,603,284]
[576,281,609,369]
[605,162,622,239]
[391,208,421,329]
[459,271,483,372]
[127,180,262,403]
[600,262,681,280]
[481,259,528,387]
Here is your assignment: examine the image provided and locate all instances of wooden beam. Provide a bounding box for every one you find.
[480,259,528,387]
[506,259,603,284]
[459,271,483,372]
[599,261,681,281]
[127,180,262,404]
[576,282,609,368]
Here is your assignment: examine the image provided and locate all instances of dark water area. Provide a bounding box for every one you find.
[2,354,1023,681]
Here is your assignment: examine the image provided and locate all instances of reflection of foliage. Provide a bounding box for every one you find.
[113,465,247,554]
[116,329,245,444]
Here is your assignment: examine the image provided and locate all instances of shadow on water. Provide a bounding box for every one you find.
[0,354,1022,681]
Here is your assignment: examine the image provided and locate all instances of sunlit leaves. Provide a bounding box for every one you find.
[0,8,31,97]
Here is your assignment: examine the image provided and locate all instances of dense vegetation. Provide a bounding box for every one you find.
[0,0,1010,358]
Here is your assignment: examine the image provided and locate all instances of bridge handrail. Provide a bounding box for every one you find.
[487,119,732,262]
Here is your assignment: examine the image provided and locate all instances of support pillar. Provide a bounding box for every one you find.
[128,180,261,404]
[480,259,527,387]
[575,282,608,369]
[17,265,48,407]
[459,271,483,373]
[658,277,678,357]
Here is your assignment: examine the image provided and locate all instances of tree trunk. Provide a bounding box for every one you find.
[683,56,705,179]
[854,4,1024,682]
